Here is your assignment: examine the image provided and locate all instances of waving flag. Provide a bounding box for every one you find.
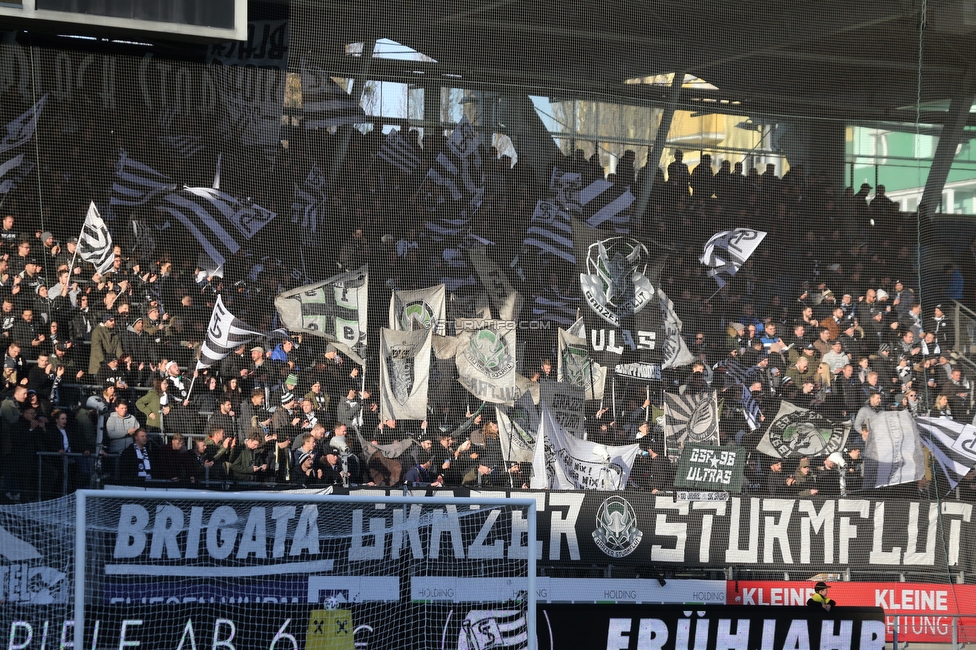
[664,390,720,452]
[275,267,368,363]
[863,410,925,489]
[290,163,328,234]
[582,179,635,232]
[110,149,178,207]
[198,295,270,370]
[157,186,276,268]
[301,62,366,128]
[76,202,115,275]
[916,417,976,489]
[379,328,432,421]
[700,228,767,288]
[376,129,422,174]
[0,96,47,197]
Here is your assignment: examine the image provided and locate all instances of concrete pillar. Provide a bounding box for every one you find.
[920,66,976,215]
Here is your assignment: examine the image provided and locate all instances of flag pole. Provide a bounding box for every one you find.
[67,207,91,278]
[645,385,650,422]
[610,375,617,435]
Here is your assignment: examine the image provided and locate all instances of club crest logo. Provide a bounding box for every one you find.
[767,411,847,457]
[580,237,654,326]
[592,496,643,558]
[386,353,415,405]
[561,344,601,389]
[465,330,514,380]
[398,300,436,331]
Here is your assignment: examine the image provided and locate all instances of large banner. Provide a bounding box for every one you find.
[455,321,518,404]
[351,489,976,573]
[379,328,432,421]
[275,266,368,363]
[531,403,638,491]
[537,604,885,650]
[573,221,669,367]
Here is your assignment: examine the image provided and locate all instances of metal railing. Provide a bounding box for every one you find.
[953,300,976,375]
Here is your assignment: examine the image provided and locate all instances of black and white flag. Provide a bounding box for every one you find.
[916,417,976,489]
[110,150,178,207]
[757,400,849,459]
[550,166,583,214]
[390,284,446,336]
[157,186,276,268]
[582,179,635,233]
[0,154,34,197]
[468,246,523,322]
[0,95,47,196]
[522,200,576,264]
[530,399,638,490]
[76,202,115,275]
[496,391,539,464]
[274,267,368,364]
[700,228,767,288]
[156,105,205,158]
[574,220,669,366]
[379,328,432,421]
[658,287,696,369]
[864,410,926,489]
[301,62,366,129]
[290,163,328,235]
[198,295,269,370]
[130,219,162,259]
[532,289,579,327]
[376,129,422,174]
[0,95,47,154]
[455,321,518,405]
[557,325,606,401]
[664,390,720,453]
[425,117,485,234]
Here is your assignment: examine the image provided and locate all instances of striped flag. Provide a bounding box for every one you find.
[550,167,582,214]
[700,228,767,288]
[376,129,422,174]
[916,417,976,489]
[863,410,926,489]
[130,219,162,259]
[0,96,47,196]
[290,163,328,234]
[522,200,575,264]
[581,180,635,232]
[741,384,762,431]
[664,390,720,451]
[157,186,276,268]
[301,62,366,129]
[532,288,579,327]
[0,154,34,196]
[110,150,178,207]
[156,105,205,158]
[425,117,485,230]
[198,295,269,370]
[0,95,47,154]
[77,202,115,275]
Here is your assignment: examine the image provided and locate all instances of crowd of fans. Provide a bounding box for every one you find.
[2,92,976,503]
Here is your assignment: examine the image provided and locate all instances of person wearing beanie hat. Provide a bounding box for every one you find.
[807,582,835,610]
[272,391,302,434]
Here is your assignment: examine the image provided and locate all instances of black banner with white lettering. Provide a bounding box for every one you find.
[537,605,885,650]
[348,489,976,574]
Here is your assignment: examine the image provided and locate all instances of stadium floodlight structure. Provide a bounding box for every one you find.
[74,490,537,650]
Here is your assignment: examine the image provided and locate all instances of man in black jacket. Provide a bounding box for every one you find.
[118,429,156,485]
